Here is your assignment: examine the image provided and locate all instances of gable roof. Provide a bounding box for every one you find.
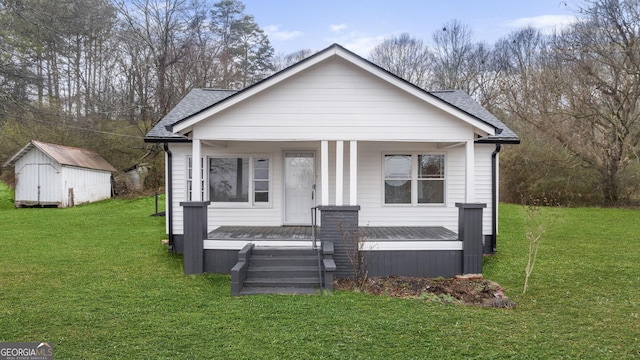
[5,140,117,172]
[429,90,519,143]
[145,89,237,141]
[145,43,519,144]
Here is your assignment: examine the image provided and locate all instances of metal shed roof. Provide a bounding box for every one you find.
[4,140,117,172]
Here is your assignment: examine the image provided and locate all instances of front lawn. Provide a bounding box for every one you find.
[0,183,638,359]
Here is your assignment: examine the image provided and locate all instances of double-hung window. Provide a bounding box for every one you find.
[187,156,205,201]
[252,157,270,203]
[384,153,445,205]
[417,154,445,204]
[188,155,270,205]
[208,156,270,204]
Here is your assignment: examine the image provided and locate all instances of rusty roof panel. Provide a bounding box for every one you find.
[5,140,117,172]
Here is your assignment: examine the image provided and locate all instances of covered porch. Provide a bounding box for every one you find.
[186,138,483,211]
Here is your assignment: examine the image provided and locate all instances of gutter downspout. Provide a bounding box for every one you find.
[491,144,502,253]
[163,142,174,252]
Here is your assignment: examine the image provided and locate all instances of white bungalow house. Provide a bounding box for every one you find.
[145,44,519,294]
[5,140,117,208]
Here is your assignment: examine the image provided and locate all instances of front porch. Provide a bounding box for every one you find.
[215,225,462,295]
[183,202,485,282]
[207,225,458,243]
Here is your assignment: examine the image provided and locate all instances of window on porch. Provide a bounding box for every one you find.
[209,157,249,202]
[384,154,445,205]
[187,156,270,205]
[187,156,205,201]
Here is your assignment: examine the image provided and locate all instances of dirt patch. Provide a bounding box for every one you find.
[334,275,515,308]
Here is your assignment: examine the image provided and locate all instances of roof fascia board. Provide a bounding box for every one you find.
[3,142,34,167]
[144,137,191,143]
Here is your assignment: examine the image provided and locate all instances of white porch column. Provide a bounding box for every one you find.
[321,140,329,205]
[465,140,475,203]
[335,140,343,206]
[192,139,202,202]
[350,140,358,205]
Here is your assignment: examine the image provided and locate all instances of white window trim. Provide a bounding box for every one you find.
[382,152,447,207]
[205,154,273,208]
[186,156,205,202]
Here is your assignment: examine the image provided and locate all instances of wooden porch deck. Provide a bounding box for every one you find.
[208,226,458,241]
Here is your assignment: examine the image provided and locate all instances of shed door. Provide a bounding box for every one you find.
[284,152,315,225]
[19,164,60,204]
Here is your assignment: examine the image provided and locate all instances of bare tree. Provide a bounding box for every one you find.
[431,20,477,92]
[115,0,202,119]
[272,49,315,72]
[369,33,432,88]
[497,1,640,205]
[553,0,640,204]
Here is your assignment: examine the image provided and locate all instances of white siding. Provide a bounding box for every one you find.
[13,148,62,205]
[475,144,495,235]
[60,166,112,207]
[357,142,462,231]
[170,143,190,234]
[170,140,497,235]
[13,147,112,207]
[358,142,494,233]
[167,57,498,236]
[192,58,476,142]
[170,141,322,234]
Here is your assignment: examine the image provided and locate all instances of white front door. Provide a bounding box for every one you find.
[284,152,315,225]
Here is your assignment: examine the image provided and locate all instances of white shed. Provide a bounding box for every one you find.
[5,140,117,207]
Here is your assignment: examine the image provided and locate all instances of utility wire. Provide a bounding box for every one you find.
[1,113,147,139]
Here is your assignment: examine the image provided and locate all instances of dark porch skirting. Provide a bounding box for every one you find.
[204,249,239,274]
[201,248,463,277]
[177,203,485,278]
[200,248,464,277]
[365,251,462,278]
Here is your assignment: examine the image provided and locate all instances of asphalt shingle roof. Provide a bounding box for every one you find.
[144,44,518,144]
[147,87,519,144]
[145,89,237,141]
[429,90,519,143]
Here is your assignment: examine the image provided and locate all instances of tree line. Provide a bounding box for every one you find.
[1,0,638,206]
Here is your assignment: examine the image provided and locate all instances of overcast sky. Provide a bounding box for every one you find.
[241,0,579,56]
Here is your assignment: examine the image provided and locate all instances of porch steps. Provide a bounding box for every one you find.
[239,247,322,295]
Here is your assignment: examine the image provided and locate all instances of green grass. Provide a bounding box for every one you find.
[0,182,638,359]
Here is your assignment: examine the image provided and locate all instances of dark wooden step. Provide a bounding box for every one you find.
[246,266,319,279]
[239,287,320,295]
[242,277,320,288]
[233,246,323,296]
[251,247,318,257]
[249,255,318,267]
